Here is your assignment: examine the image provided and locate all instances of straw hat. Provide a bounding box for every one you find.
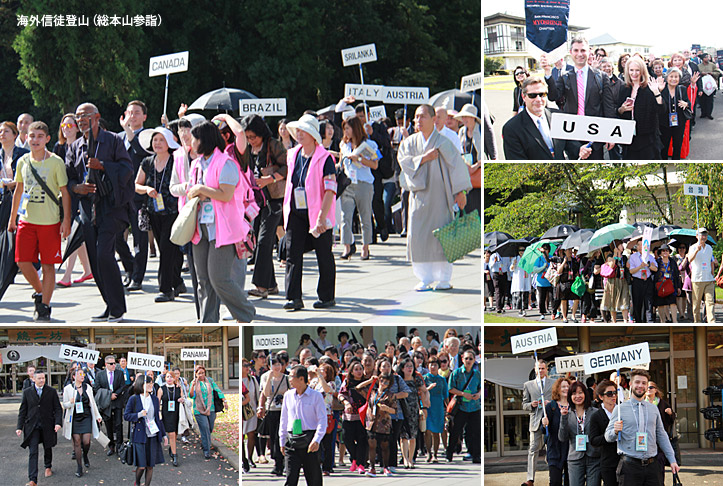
[138,126,180,154]
[453,103,481,123]
[286,114,322,145]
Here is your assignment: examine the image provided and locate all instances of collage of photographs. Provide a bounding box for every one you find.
[483,0,723,485]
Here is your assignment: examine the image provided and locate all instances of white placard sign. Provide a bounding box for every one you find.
[180,348,209,361]
[368,105,387,122]
[148,51,189,77]
[127,351,165,372]
[239,98,287,117]
[677,375,688,389]
[550,113,636,144]
[460,72,482,92]
[59,344,99,364]
[510,327,558,354]
[341,43,377,66]
[583,343,651,374]
[345,83,385,101]
[683,183,709,197]
[253,334,288,350]
[381,86,429,104]
[555,355,585,373]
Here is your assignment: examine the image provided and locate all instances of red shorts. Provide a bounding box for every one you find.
[15,220,62,265]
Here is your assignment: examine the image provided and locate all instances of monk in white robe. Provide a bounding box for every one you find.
[398,104,472,291]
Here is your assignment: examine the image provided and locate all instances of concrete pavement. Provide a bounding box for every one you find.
[1,234,481,323]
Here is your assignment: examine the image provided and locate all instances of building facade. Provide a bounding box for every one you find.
[484,326,723,457]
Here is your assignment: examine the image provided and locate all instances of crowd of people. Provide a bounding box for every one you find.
[494,35,723,160]
[485,227,719,323]
[0,95,480,322]
[241,327,481,485]
[14,356,226,486]
[522,360,680,486]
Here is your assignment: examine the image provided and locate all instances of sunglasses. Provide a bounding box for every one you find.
[439,360,448,363]
[61,123,76,129]
[515,72,526,76]
[526,92,548,99]
[602,391,618,397]
[648,386,656,390]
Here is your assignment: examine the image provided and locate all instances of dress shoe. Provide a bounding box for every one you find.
[127,280,143,291]
[45,468,52,477]
[107,447,116,456]
[155,292,174,303]
[268,286,279,295]
[172,453,179,467]
[340,243,357,259]
[75,464,82,477]
[122,274,132,287]
[283,299,304,311]
[83,454,90,467]
[174,283,187,297]
[380,227,389,242]
[360,252,370,260]
[57,280,72,288]
[91,310,109,322]
[313,299,336,309]
[35,303,51,322]
[108,314,124,323]
[248,288,269,298]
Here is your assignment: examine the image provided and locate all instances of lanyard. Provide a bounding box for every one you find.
[576,409,586,434]
[167,385,176,404]
[668,88,677,114]
[153,157,169,193]
[630,400,647,433]
[270,375,284,399]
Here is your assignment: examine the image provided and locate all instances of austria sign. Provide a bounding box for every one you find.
[583,343,651,374]
[149,51,189,77]
[511,327,558,354]
[341,43,377,66]
[59,344,99,365]
[550,113,636,144]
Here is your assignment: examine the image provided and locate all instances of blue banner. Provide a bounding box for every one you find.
[525,0,570,53]
[717,50,723,70]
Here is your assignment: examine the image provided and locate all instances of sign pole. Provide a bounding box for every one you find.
[695,195,700,228]
[533,349,548,438]
[163,73,170,120]
[358,64,370,123]
[617,368,622,441]
[403,104,408,132]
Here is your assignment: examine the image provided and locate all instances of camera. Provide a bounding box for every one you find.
[702,385,723,396]
[274,394,284,406]
[700,406,722,420]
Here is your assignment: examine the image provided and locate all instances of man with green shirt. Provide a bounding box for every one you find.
[446,348,481,464]
[8,121,71,321]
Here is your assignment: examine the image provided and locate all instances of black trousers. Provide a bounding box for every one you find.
[104,405,124,449]
[631,277,655,323]
[342,419,367,467]
[659,124,685,160]
[464,188,481,217]
[320,431,334,473]
[80,200,127,316]
[549,463,570,486]
[699,92,715,118]
[493,272,506,310]
[537,286,552,315]
[389,418,402,467]
[601,464,619,486]
[284,211,335,302]
[148,211,183,294]
[446,409,481,461]
[619,457,662,486]
[284,433,323,486]
[27,427,53,482]
[253,199,283,289]
[265,410,284,474]
[115,199,148,284]
[371,173,386,237]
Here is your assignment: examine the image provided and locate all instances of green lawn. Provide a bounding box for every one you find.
[484,312,531,323]
[717,287,723,302]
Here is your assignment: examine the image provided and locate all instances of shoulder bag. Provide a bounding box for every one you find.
[357,378,376,423]
[118,401,135,465]
[170,197,200,246]
[445,369,476,417]
[210,378,224,413]
[26,159,63,222]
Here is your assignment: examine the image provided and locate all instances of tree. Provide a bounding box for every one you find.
[484,56,503,75]
[677,163,723,236]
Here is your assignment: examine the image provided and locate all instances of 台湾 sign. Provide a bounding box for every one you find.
[550,113,636,144]
[510,327,558,354]
[583,343,651,374]
[683,183,709,197]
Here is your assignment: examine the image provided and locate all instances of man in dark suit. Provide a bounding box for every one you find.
[502,76,592,160]
[540,35,616,159]
[22,365,36,390]
[590,379,622,486]
[93,354,127,456]
[16,371,62,486]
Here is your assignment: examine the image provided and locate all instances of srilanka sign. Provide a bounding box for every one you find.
[341,43,377,66]
[511,327,558,354]
[525,0,570,53]
[583,343,651,374]
[59,345,99,365]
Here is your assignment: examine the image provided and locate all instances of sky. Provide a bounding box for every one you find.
[484,0,722,55]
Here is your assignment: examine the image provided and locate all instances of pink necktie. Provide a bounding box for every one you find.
[577,70,585,116]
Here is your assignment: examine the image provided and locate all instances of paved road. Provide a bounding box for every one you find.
[0,399,239,485]
[485,73,723,160]
[1,234,481,323]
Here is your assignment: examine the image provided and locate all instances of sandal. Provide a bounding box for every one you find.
[248,288,269,299]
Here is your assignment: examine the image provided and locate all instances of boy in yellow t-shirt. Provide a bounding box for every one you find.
[8,121,71,321]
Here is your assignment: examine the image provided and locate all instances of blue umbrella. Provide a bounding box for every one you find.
[587,223,636,252]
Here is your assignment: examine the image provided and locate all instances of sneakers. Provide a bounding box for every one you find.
[35,303,51,322]
[539,315,546,320]
[357,465,366,474]
[349,460,358,472]
[384,467,393,476]
[365,468,377,477]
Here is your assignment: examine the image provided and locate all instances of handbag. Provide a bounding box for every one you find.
[656,277,674,298]
[571,275,587,297]
[138,202,151,231]
[213,386,225,413]
[672,472,683,486]
[357,378,376,423]
[170,197,200,246]
[600,263,615,278]
[432,209,481,263]
[545,263,561,287]
[262,147,286,200]
[445,369,476,417]
[326,414,335,434]
[118,415,135,465]
[234,224,257,260]
[242,402,254,421]
[716,275,723,289]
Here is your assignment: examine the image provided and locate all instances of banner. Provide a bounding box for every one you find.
[345,83,385,102]
[525,0,570,53]
[341,43,377,66]
[368,105,387,122]
[461,73,482,93]
[127,351,165,372]
[583,343,651,374]
[1,346,63,364]
[550,113,636,144]
[555,354,585,373]
[510,327,558,354]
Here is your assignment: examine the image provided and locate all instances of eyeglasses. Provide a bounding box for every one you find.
[526,92,548,99]
[439,360,448,363]
[463,357,475,361]
[648,386,656,390]
[603,391,618,397]
[515,72,526,76]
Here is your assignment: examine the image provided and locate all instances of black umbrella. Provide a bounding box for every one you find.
[489,239,532,257]
[650,225,682,242]
[521,236,540,243]
[484,231,513,248]
[429,89,481,112]
[560,229,595,250]
[541,224,579,240]
[187,87,258,113]
[0,193,18,300]
[61,217,85,264]
[627,222,657,240]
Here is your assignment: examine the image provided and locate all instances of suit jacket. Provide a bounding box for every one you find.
[16,384,63,449]
[547,67,616,119]
[559,406,601,461]
[94,367,128,411]
[589,406,619,470]
[123,394,167,445]
[502,108,567,160]
[61,383,102,440]
[544,401,569,469]
[552,63,575,82]
[522,376,553,432]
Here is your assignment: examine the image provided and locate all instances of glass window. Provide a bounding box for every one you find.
[502,386,525,411]
[484,381,497,412]
[94,328,143,345]
[708,356,723,387]
[204,327,223,343]
[674,357,697,403]
[484,416,498,453]
[230,346,239,379]
[707,329,723,351]
[503,415,530,452]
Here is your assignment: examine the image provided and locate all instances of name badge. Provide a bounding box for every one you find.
[641,269,647,279]
[664,272,671,279]
[75,402,84,414]
[200,201,215,224]
[293,187,308,209]
[292,418,303,435]
[153,194,165,212]
[18,193,30,216]
[575,434,588,451]
[669,112,679,127]
[168,400,176,412]
[147,416,159,435]
[636,432,648,452]
[372,404,377,416]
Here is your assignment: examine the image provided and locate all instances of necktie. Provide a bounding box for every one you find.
[37,387,41,398]
[537,119,554,153]
[109,371,114,391]
[638,402,645,433]
[577,70,585,116]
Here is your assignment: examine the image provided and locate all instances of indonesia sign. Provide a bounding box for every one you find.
[59,345,99,364]
[127,351,165,372]
[149,51,189,77]
[583,343,651,374]
[341,43,377,66]
[511,327,558,354]
[253,334,288,350]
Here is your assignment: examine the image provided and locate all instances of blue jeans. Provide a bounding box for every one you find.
[195,411,217,454]
[382,181,397,233]
[568,454,601,486]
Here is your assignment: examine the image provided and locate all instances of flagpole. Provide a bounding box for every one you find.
[534,350,548,438]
